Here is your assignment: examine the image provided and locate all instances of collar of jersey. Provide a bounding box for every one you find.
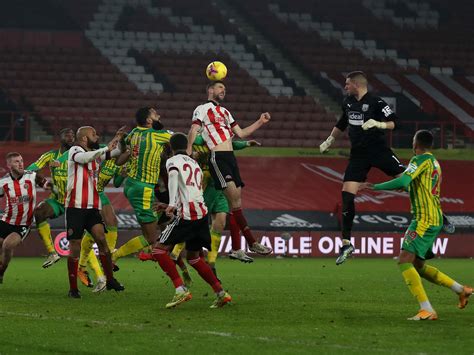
[207,100,220,106]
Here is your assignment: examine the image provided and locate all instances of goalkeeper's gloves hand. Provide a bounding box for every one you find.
[319,136,335,153]
[362,119,387,130]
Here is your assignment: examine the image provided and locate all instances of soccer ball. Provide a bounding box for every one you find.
[206,61,227,81]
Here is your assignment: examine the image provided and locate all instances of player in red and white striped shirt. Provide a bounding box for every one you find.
[151,133,232,309]
[187,81,273,260]
[0,152,52,283]
[64,126,127,298]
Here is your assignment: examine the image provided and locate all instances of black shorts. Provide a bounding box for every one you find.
[209,151,244,190]
[0,220,30,241]
[343,147,405,182]
[66,208,104,240]
[158,215,211,252]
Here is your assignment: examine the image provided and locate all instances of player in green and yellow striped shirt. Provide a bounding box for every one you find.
[362,130,472,320]
[112,107,172,262]
[27,128,75,268]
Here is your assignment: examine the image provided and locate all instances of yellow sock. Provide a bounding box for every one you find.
[105,226,118,251]
[171,242,186,259]
[38,221,55,254]
[419,264,455,289]
[79,233,95,268]
[87,251,104,279]
[113,235,149,261]
[400,263,429,304]
[207,230,221,264]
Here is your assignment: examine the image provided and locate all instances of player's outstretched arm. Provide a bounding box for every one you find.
[373,174,412,191]
[233,112,270,139]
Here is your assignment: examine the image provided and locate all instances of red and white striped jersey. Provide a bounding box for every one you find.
[66,145,103,209]
[0,171,37,226]
[166,154,207,221]
[192,101,237,149]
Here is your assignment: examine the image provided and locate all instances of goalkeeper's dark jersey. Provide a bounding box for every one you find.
[335,93,397,150]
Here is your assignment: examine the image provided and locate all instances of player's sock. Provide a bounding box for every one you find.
[98,253,114,282]
[79,233,95,268]
[38,221,55,254]
[175,256,187,272]
[67,257,79,291]
[341,191,356,242]
[207,229,221,264]
[105,226,118,250]
[400,263,434,312]
[232,208,256,245]
[152,247,184,288]
[229,213,241,250]
[88,251,104,279]
[113,235,148,261]
[187,256,222,293]
[419,264,464,294]
[170,242,186,260]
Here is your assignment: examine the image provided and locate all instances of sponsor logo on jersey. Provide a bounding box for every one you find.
[348,111,364,125]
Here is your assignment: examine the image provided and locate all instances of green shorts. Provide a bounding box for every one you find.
[45,198,65,219]
[402,219,443,260]
[99,192,111,207]
[204,183,229,214]
[124,178,158,224]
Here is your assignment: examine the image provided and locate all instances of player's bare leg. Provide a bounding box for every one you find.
[336,181,358,265]
[0,233,22,283]
[35,202,60,268]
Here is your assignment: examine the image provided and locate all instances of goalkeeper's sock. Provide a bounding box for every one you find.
[400,263,434,312]
[113,235,149,261]
[419,264,464,294]
[37,221,55,254]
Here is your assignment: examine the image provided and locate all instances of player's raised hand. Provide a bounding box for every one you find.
[247,140,261,147]
[49,160,60,168]
[259,112,271,124]
[358,182,374,191]
[115,125,128,138]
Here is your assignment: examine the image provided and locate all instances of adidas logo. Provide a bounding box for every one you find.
[270,214,322,228]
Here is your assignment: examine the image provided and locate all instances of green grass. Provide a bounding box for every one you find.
[235,147,474,160]
[1,258,474,354]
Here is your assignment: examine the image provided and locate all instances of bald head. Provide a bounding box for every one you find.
[76,126,100,150]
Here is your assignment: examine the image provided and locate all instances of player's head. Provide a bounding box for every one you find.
[207,81,226,102]
[76,126,100,150]
[136,107,163,130]
[345,71,368,96]
[59,128,75,149]
[169,133,188,155]
[413,130,434,153]
[6,152,24,175]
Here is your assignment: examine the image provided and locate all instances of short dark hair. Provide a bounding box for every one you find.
[59,128,74,136]
[206,80,225,91]
[346,71,367,80]
[135,107,153,125]
[170,133,188,152]
[6,152,21,161]
[415,130,434,149]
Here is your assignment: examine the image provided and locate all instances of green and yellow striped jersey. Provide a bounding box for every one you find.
[125,127,172,184]
[28,149,68,204]
[97,157,120,193]
[404,152,442,226]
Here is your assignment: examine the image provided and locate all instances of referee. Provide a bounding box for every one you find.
[320,71,404,265]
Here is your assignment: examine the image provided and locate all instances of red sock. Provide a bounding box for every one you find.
[67,257,79,291]
[229,213,241,250]
[232,208,256,245]
[99,253,114,282]
[152,248,184,288]
[175,256,186,271]
[187,257,222,293]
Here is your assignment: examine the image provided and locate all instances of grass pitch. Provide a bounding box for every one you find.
[1,257,473,354]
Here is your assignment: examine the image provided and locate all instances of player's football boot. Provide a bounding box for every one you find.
[249,242,272,255]
[42,253,60,268]
[138,251,153,262]
[407,309,438,321]
[68,289,82,299]
[228,249,254,263]
[106,278,125,292]
[458,285,473,309]
[92,276,107,293]
[77,268,93,288]
[210,292,232,308]
[336,243,355,265]
[182,270,193,288]
[165,290,192,309]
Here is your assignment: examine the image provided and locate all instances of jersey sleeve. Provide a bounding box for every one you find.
[335,105,349,131]
[166,158,179,173]
[27,151,53,171]
[404,155,430,180]
[375,97,397,122]
[226,109,237,128]
[192,105,204,126]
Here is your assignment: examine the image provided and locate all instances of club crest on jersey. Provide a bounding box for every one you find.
[362,104,369,112]
[24,183,29,189]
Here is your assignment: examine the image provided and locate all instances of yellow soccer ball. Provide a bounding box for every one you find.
[206,61,227,81]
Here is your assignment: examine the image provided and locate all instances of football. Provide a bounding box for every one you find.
[206,61,227,81]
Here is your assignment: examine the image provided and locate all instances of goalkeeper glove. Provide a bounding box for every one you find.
[319,136,335,153]
[361,119,387,130]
